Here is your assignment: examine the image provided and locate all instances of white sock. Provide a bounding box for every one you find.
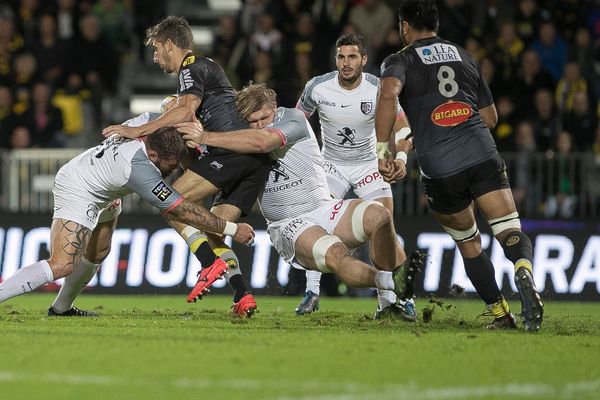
[0,260,54,303]
[377,289,397,309]
[305,270,322,295]
[375,271,394,291]
[51,257,99,313]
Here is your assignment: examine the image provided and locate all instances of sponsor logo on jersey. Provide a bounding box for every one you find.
[416,44,462,65]
[270,161,289,183]
[182,55,195,67]
[360,101,373,114]
[179,69,194,91]
[210,161,223,170]
[329,200,345,220]
[431,101,473,127]
[337,127,356,145]
[152,182,173,201]
[317,100,336,107]
[341,104,351,108]
[356,172,382,188]
[86,203,100,222]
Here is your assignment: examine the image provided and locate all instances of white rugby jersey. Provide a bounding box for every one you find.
[259,107,331,223]
[55,113,182,213]
[297,72,403,164]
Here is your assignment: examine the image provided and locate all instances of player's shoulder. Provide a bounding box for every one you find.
[274,106,305,123]
[305,71,337,91]
[363,72,379,87]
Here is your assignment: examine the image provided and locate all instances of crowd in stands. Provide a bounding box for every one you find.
[0,0,598,217]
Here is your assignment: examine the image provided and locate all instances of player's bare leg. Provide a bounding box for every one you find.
[0,219,91,304]
[49,217,118,317]
[476,189,543,332]
[433,206,516,329]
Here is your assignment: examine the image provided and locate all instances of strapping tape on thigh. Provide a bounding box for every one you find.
[352,201,380,243]
[312,235,342,273]
[488,212,521,235]
[442,223,479,242]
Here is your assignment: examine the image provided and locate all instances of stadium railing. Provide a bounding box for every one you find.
[1,149,599,218]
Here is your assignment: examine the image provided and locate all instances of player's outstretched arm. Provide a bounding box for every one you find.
[103,95,201,139]
[176,121,284,153]
[165,199,255,245]
[480,104,498,130]
[375,77,403,145]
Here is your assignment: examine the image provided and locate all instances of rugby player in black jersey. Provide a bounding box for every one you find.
[375,0,543,331]
[103,16,269,317]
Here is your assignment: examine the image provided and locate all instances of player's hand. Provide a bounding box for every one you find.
[385,159,407,183]
[175,121,206,149]
[102,124,140,139]
[378,158,392,175]
[232,223,255,246]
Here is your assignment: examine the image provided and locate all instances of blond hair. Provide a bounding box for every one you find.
[235,83,277,121]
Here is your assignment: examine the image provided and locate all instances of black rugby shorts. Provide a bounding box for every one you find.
[189,151,271,216]
[421,153,510,214]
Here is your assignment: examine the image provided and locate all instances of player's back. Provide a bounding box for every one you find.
[259,107,331,223]
[381,37,497,178]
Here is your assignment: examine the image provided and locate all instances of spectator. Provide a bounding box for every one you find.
[248,13,283,64]
[531,88,561,151]
[529,20,569,81]
[544,130,579,219]
[512,120,540,216]
[493,21,525,84]
[551,0,585,42]
[56,0,83,41]
[28,13,70,85]
[563,91,598,149]
[348,0,393,71]
[21,81,64,148]
[570,27,599,104]
[493,95,519,152]
[514,49,555,111]
[514,0,544,45]
[464,35,487,61]
[15,0,40,45]
[437,0,475,46]
[268,0,310,37]
[311,0,350,46]
[555,61,587,114]
[0,85,18,147]
[8,125,33,149]
[11,52,37,111]
[239,0,270,37]
[0,14,24,54]
[480,56,501,97]
[91,0,131,57]
[284,12,326,74]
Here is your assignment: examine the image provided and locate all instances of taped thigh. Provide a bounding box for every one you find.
[442,223,479,243]
[312,235,343,273]
[352,200,381,243]
[488,212,521,235]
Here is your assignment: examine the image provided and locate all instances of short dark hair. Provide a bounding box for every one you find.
[399,0,439,33]
[335,33,367,56]
[146,126,188,161]
[145,16,193,49]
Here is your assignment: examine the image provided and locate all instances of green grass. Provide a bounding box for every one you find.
[1,294,599,400]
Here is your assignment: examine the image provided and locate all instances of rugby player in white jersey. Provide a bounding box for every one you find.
[0,126,254,310]
[295,33,415,319]
[176,83,425,313]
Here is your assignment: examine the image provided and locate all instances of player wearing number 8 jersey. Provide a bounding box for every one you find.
[376,0,543,331]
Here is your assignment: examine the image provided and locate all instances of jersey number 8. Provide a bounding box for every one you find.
[437,66,458,98]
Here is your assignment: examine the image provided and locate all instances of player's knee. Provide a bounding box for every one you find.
[312,235,344,273]
[86,246,111,264]
[352,200,387,243]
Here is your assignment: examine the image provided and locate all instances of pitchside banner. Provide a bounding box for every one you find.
[0,213,599,300]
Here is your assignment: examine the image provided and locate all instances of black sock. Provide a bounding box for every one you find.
[229,274,247,302]
[194,241,217,266]
[501,231,533,264]
[463,251,502,305]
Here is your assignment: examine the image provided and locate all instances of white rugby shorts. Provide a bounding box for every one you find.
[267,199,351,269]
[52,169,122,231]
[324,159,392,200]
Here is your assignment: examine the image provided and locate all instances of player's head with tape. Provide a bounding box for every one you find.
[236,83,277,129]
[145,126,188,177]
[398,0,439,46]
[145,16,193,73]
[335,33,367,85]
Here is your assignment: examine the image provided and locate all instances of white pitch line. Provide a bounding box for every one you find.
[0,371,598,400]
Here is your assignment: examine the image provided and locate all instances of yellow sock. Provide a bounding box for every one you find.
[515,258,533,274]
[488,297,510,318]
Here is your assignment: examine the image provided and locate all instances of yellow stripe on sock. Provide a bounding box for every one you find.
[213,247,232,257]
[515,258,533,274]
[189,237,208,253]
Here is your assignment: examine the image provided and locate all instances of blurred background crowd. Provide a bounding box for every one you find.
[0,0,598,218]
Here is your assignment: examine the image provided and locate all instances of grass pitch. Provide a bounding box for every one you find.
[1,294,599,400]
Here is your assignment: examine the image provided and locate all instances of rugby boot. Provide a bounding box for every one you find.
[514,266,544,332]
[231,292,258,318]
[392,251,425,300]
[295,290,320,315]
[187,258,229,303]
[484,297,517,330]
[373,299,417,322]
[48,306,98,317]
